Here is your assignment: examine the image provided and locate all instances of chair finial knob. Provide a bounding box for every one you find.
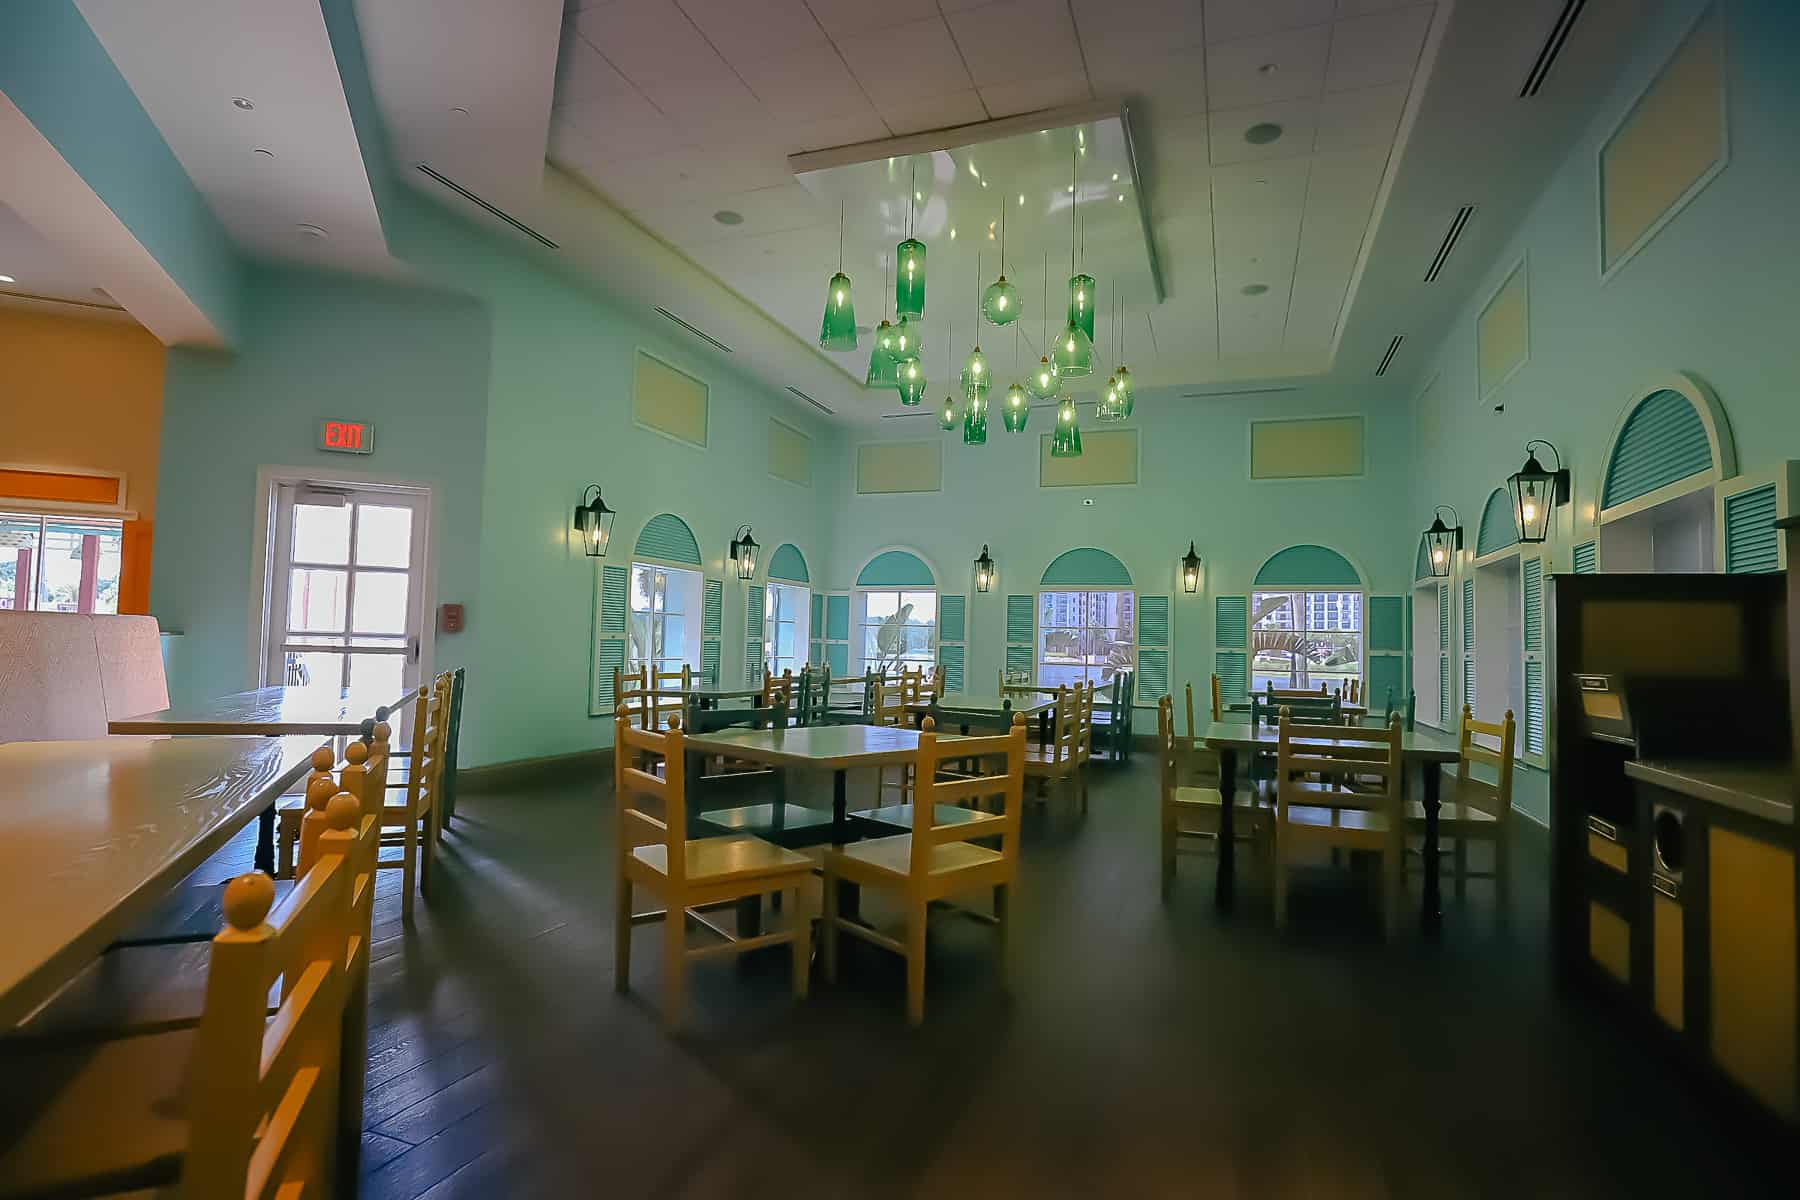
[346,741,368,765]
[223,872,275,930]
[373,720,391,743]
[667,715,682,732]
[307,772,338,812]
[310,746,335,771]
[327,791,361,830]
[1011,711,1026,727]
[922,715,936,732]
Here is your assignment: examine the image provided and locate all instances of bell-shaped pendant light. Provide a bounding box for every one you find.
[1050,395,1083,457]
[1096,375,1122,422]
[892,315,923,363]
[896,355,927,406]
[866,319,898,387]
[1067,273,1095,341]
[1112,364,1135,418]
[818,206,856,351]
[1053,320,1092,377]
[1002,381,1030,432]
[962,390,989,444]
[961,345,990,398]
[938,393,959,430]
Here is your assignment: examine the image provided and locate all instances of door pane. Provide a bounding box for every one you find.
[292,504,351,564]
[351,571,409,633]
[288,569,348,632]
[355,504,412,568]
[349,652,404,700]
[286,649,345,689]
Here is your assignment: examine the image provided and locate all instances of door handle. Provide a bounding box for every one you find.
[409,635,420,664]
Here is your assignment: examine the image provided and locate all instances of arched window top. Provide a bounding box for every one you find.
[1476,488,1519,558]
[1254,544,1361,587]
[1040,547,1132,588]
[1601,373,1736,515]
[634,513,701,566]
[767,543,809,583]
[856,549,935,588]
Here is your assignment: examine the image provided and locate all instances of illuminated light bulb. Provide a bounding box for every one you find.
[895,238,926,318]
[1432,547,1446,565]
[1522,501,1538,524]
[1050,396,1082,457]
[1053,320,1092,377]
[1002,382,1029,432]
[1028,355,1061,400]
[981,273,1020,327]
[938,394,958,430]
[817,270,856,351]
[897,357,927,406]
[960,345,991,398]
[1067,274,1096,340]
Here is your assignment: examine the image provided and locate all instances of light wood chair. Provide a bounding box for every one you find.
[613,710,814,1032]
[822,713,1027,1025]
[0,812,365,1197]
[615,664,650,730]
[1404,705,1515,907]
[648,664,689,729]
[762,667,796,711]
[1273,711,1405,938]
[1023,683,1086,812]
[1157,697,1265,895]
[374,675,448,921]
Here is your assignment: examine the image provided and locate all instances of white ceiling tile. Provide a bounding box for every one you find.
[1071,0,1205,42]
[1335,0,1428,16]
[736,43,876,123]
[1205,24,1332,110]
[1207,97,1317,164]
[804,0,940,39]
[979,74,1092,118]
[675,0,827,67]
[1312,81,1407,151]
[1324,4,1432,93]
[946,0,1084,87]
[785,110,893,153]
[1202,0,1336,45]
[575,0,731,89]
[877,88,988,136]
[639,73,771,143]
[553,91,686,160]
[1210,157,1310,215]
[834,17,973,108]
[554,23,638,105]
[1085,37,1207,115]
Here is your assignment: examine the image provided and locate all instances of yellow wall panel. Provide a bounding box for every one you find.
[633,351,708,448]
[1248,417,1363,480]
[1477,263,1528,400]
[1039,428,1139,487]
[767,418,812,487]
[856,441,942,494]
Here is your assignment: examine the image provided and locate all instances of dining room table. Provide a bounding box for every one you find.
[905,692,1058,744]
[0,734,322,1028]
[108,685,410,873]
[1201,719,1463,931]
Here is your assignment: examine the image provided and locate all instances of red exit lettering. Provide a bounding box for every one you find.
[320,420,374,454]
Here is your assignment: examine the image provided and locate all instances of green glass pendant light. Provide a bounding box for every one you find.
[893,314,922,363]
[981,199,1020,327]
[1067,273,1095,341]
[1052,141,1093,378]
[1053,321,1092,377]
[897,354,927,406]
[1111,290,1135,419]
[1026,254,1061,400]
[1050,395,1083,457]
[963,390,989,444]
[818,204,857,351]
[866,256,898,386]
[1096,375,1121,422]
[938,394,959,430]
[960,256,990,398]
[1002,381,1030,432]
[895,161,926,319]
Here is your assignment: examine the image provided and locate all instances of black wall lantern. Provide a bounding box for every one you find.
[974,545,995,593]
[729,525,760,580]
[1423,505,1462,578]
[572,485,615,558]
[1508,440,1571,544]
[1180,541,1202,594]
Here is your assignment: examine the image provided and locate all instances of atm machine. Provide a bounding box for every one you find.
[1549,570,1796,1126]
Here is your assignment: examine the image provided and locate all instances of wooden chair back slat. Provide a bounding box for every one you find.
[910,714,1027,874]
[615,708,690,883]
[1455,704,1516,819]
[1275,712,1403,824]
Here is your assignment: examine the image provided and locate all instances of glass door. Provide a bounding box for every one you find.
[265,484,426,700]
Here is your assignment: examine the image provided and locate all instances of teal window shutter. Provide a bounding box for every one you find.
[1136,594,1170,703]
[1462,659,1476,713]
[599,564,629,633]
[1004,594,1034,680]
[701,641,721,686]
[591,638,626,717]
[822,592,851,679]
[809,592,825,667]
[634,513,703,566]
[938,644,965,691]
[938,593,966,642]
[591,563,631,716]
[1214,595,1249,705]
[1601,388,1714,510]
[1368,655,1403,713]
[745,584,765,640]
[826,594,850,640]
[938,593,966,690]
[1524,660,1546,756]
[1522,558,1543,653]
[1572,541,1598,574]
[701,577,723,685]
[744,641,763,688]
[1439,656,1450,725]
[1215,652,1247,707]
[1461,577,1475,711]
[1437,583,1449,651]
[1723,483,1780,573]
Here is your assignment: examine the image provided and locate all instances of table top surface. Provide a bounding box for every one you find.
[909,693,1057,717]
[0,734,322,1026]
[1201,719,1460,760]
[108,685,411,735]
[682,723,952,768]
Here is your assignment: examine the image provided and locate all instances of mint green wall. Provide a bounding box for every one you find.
[150,264,491,707]
[1405,0,1800,823]
[0,1,243,343]
[828,382,1415,710]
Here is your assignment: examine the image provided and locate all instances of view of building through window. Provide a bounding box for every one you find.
[1037,589,1135,689]
[0,512,125,613]
[1250,589,1363,694]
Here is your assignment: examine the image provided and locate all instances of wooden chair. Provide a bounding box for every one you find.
[998,666,1032,689]
[1157,697,1265,895]
[1089,669,1135,764]
[1381,686,1419,731]
[374,675,448,921]
[1023,684,1086,813]
[1252,686,1341,727]
[1404,705,1515,906]
[615,664,650,730]
[822,713,1027,1025]
[613,710,813,1031]
[763,667,797,712]
[1273,712,1405,938]
[0,799,367,1197]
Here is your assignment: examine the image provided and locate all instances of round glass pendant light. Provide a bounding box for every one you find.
[1053,321,1092,377]
[1002,381,1030,432]
[817,206,856,351]
[1050,395,1083,457]
[1067,273,1096,341]
[1028,356,1060,400]
[963,390,988,444]
[892,315,923,362]
[982,275,1020,326]
[938,393,959,430]
[896,355,927,406]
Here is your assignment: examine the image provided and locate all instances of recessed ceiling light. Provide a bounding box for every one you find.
[296,223,329,239]
[712,210,743,225]
[450,106,470,116]
[232,96,254,110]
[1241,283,1269,296]
[1244,122,1283,145]
[252,147,274,158]
[1258,62,1279,76]
[0,274,14,284]
[1081,497,1094,506]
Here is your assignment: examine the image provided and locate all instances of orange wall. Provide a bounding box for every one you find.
[0,306,166,611]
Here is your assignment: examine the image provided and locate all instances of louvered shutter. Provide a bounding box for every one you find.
[701,578,723,685]
[589,563,630,716]
[809,592,825,668]
[1572,541,1598,574]
[1136,594,1170,704]
[1005,595,1034,683]
[1521,556,1546,757]
[1461,577,1476,711]
[1722,482,1780,573]
[1367,595,1405,714]
[823,593,850,678]
[937,593,966,691]
[745,583,765,686]
[1214,595,1248,706]
[1437,582,1450,727]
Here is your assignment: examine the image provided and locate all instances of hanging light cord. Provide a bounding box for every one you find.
[908,160,916,239]
[837,201,844,273]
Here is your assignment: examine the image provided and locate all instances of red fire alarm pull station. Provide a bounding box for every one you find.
[439,603,464,634]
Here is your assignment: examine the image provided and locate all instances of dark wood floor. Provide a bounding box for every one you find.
[182,756,1784,1198]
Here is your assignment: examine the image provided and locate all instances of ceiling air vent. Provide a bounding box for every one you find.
[1423,206,1477,282]
[415,163,559,249]
[653,307,733,354]
[1375,335,1405,377]
[1181,385,1300,399]
[786,385,833,416]
[880,409,935,420]
[1519,0,1589,97]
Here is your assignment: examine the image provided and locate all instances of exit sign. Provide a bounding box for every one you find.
[319,419,375,454]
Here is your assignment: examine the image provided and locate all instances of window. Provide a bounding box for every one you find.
[765,582,811,678]
[856,590,936,674]
[629,562,702,675]
[0,511,125,613]
[1037,590,1135,689]
[1250,590,1362,694]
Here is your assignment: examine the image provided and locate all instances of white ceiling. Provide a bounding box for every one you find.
[547,0,1444,407]
[0,199,120,311]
